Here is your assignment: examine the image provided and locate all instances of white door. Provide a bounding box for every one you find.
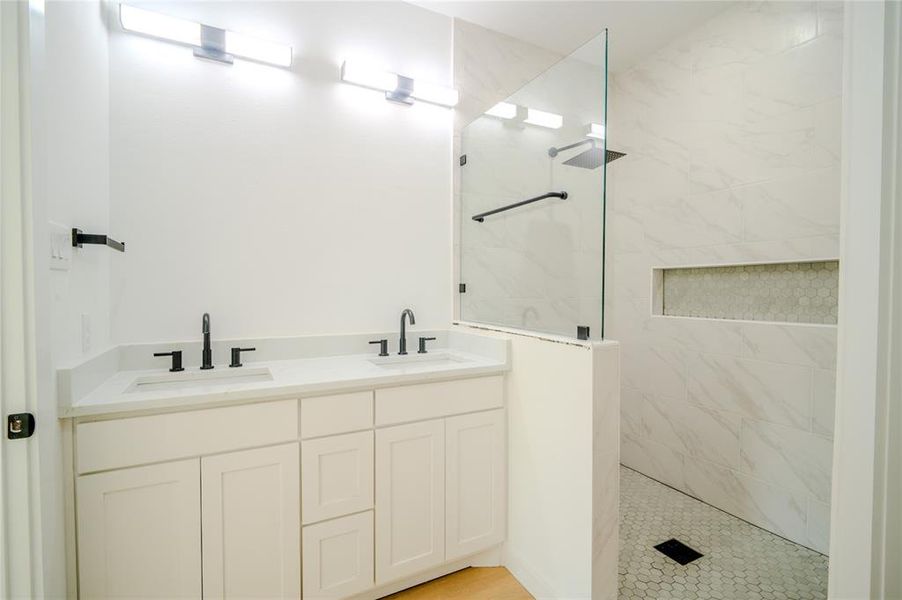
[201,443,300,599]
[375,419,445,584]
[302,431,373,524]
[302,511,374,599]
[0,2,39,596]
[76,459,202,599]
[445,409,506,560]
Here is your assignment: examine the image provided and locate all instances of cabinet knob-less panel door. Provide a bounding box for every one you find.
[445,409,506,560]
[302,511,375,599]
[375,419,445,584]
[201,443,301,599]
[76,459,202,599]
[302,431,374,524]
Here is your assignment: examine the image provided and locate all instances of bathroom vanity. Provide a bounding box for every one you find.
[59,330,510,599]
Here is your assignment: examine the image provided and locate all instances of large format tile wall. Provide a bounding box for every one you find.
[607,2,842,554]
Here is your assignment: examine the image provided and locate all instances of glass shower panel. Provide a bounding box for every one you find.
[459,31,608,339]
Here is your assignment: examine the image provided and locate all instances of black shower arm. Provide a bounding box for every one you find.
[548,138,597,157]
[472,191,568,223]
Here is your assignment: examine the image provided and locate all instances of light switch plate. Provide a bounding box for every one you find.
[49,221,71,271]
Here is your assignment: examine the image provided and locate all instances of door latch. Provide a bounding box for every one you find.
[7,413,35,439]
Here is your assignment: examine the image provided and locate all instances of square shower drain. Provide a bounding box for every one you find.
[653,538,704,565]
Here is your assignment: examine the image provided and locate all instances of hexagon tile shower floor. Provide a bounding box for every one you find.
[619,467,829,600]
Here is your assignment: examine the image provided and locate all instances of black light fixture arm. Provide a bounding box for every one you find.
[72,228,125,252]
[472,191,568,222]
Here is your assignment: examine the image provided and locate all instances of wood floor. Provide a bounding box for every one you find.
[383,567,534,599]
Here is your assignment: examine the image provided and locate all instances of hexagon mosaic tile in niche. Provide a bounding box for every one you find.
[620,466,829,600]
[662,261,839,324]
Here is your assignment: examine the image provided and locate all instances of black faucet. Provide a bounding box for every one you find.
[201,313,214,369]
[398,308,416,355]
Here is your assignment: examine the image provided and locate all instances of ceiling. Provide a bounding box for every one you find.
[412,1,732,72]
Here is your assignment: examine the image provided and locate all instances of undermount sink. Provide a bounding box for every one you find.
[368,351,471,369]
[126,367,273,393]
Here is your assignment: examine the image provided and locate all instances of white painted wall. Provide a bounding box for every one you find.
[608,1,843,554]
[27,1,113,596]
[456,325,619,600]
[108,1,454,343]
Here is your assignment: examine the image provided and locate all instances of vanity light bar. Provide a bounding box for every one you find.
[340,60,459,108]
[119,4,292,68]
[586,123,606,139]
[485,101,518,119]
[524,108,563,129]
[119,4,200,46]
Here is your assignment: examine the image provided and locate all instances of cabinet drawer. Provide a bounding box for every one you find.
[76,399,298,474]
[303,511,374,599]
[302,431,374,524]
[374,376,503,426]
[301,391,373,439]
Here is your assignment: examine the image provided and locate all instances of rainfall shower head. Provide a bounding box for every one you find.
[548,139,626,170]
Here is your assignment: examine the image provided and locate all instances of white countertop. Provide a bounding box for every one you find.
[60,330,510,418]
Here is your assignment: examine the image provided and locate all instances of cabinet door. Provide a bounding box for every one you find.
[302,511,374,599]
[77,459,201,599]
[375,419,445,584]
[201,443,300,599]
[445,409,506,560]
[302,431,374,524]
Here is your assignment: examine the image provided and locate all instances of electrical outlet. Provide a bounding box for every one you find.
[81,313,91,354]
[49,221,71,271]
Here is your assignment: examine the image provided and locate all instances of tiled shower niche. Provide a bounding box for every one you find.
[656,261,839,324]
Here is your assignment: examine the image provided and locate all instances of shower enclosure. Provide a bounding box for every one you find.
[457,31,611,340]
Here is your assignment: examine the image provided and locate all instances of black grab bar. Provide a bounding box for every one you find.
[472,191,568,222]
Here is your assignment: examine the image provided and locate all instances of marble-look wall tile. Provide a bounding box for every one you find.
[739,167,840,242]
[807,497,831,554]
[812,368,836,438]
[740,322,837,369]
[687,353,811,428]
[638,190,743,250]
[611,0,841,554]
[816,1,844,38]
[645,315,745,356]
[683,458,809,545]
[688,105,838,194]
[643,395,741,469]
[743,33,843,120]
[621,433,685,490]
[653,234,839,267]
[621,342,687,401]
[621,387,647,439]
[689,2,818,72]
[740,419,833,503]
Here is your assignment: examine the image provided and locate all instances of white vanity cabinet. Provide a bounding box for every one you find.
[76,459,202,599]
[71,376,505,600]
[375,419,447,584]
[445,409,506,560]
[373,408,506,586]
[74,400,300,600]
[201,443,301,599]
